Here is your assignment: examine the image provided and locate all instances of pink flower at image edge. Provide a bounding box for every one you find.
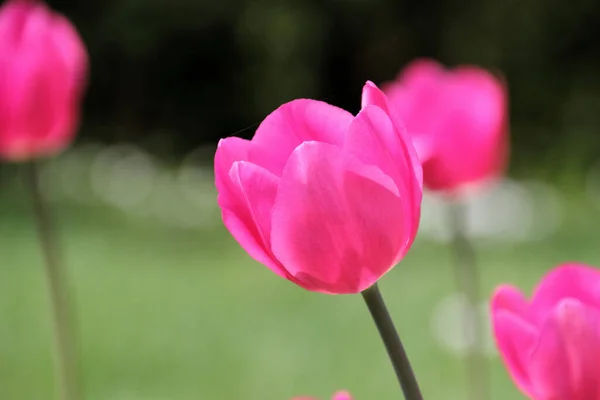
[0,0,88,161]
[293,391,352,400]
[214,81,423,294]
[491,263,600,400]
[383,58,508,194]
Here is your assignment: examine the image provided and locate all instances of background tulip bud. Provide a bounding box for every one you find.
[383,58,508,194]
[0,0,88,161]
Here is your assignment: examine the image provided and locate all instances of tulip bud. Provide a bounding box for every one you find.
[0,0,88,161]
[383,59,508,194]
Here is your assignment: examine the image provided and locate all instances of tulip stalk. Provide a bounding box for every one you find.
[24,162,81,400]
[447,200,489,400]
[361,284,424,400]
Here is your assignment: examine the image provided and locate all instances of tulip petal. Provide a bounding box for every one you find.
[0,0,86,160]
[0,3,57,158]
[218,157,289,279]
[50,13,88,90]
[214,137,251,198]
[25,6,82,154]
[271,141,404,294]
[251,99,354,176]
[531,264,600,325]
[491,285,530,321]
[384,59,447,137]
[332,391,352,400]
[424,67,506,189]
[450,67,506,140]
[0,0,30,42]
[344,103,422,257]
[359,82,423,191]
[222,208,286,277]
[229,161,280,247]
[529,299,600,400]
[396,58,445,86]
[492,309,537,397]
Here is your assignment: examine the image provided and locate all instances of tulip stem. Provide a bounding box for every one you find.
[447,200,489,400]
[24,162,81,400]
[361,283,424,400]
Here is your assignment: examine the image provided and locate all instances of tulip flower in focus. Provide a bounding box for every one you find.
[294,391,352,400]
[383,59,507,193]
[491,264,600,400]
[214,81,423,294]
[0,0,88,161]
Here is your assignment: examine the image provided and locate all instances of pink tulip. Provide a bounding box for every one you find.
[293,391,352,400]
[491,263,600,400]
[214,82,422,294]
[383,58,508,193]
[0,0,88,161]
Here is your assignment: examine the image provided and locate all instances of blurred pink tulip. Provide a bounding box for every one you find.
[491,264,600,400]
[215,81,422,294]
[293,391,352,400]
[0,0,88,161]
[383,58,508,193]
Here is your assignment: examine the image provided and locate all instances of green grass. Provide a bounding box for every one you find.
[1,184,600,400]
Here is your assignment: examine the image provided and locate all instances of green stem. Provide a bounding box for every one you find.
[361,283,424,400]
[24,162,81,400]
[448,200,489,400]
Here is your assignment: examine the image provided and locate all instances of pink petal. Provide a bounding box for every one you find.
[529,299,600,400]
[451,67,507,133]
[408,133,436,163]
[290,393,351,400]
[250,99,354,176]
[222,209,286,277]
[229,161,279,249]
[0,0,86,160]
[359,81,424,188]
[270,141,405,294]
[343,103,422,259]
[423,67,507,190]
[492,309,538,397]
[491,285,531,322]
[365,81,437,164]
[0,3,55,158]
[218,158,289,279]
[396,58,445,85]
[361,80,389,110]
[214,136,285,192]
[332,391,352,400]
[385,59,447,138]
[530,264,600,325]
[0,0,31,43]
[214,137,251,198]
[49,13,88,91]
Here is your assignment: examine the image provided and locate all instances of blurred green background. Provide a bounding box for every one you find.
[2,0,600,399]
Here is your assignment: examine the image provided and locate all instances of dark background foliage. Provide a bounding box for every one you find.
[49,0,600,179]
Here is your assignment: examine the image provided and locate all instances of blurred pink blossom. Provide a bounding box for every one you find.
[0,0,88,161]
[383,58,508,194]
[491,263,600,400]
[293,391,352,400]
